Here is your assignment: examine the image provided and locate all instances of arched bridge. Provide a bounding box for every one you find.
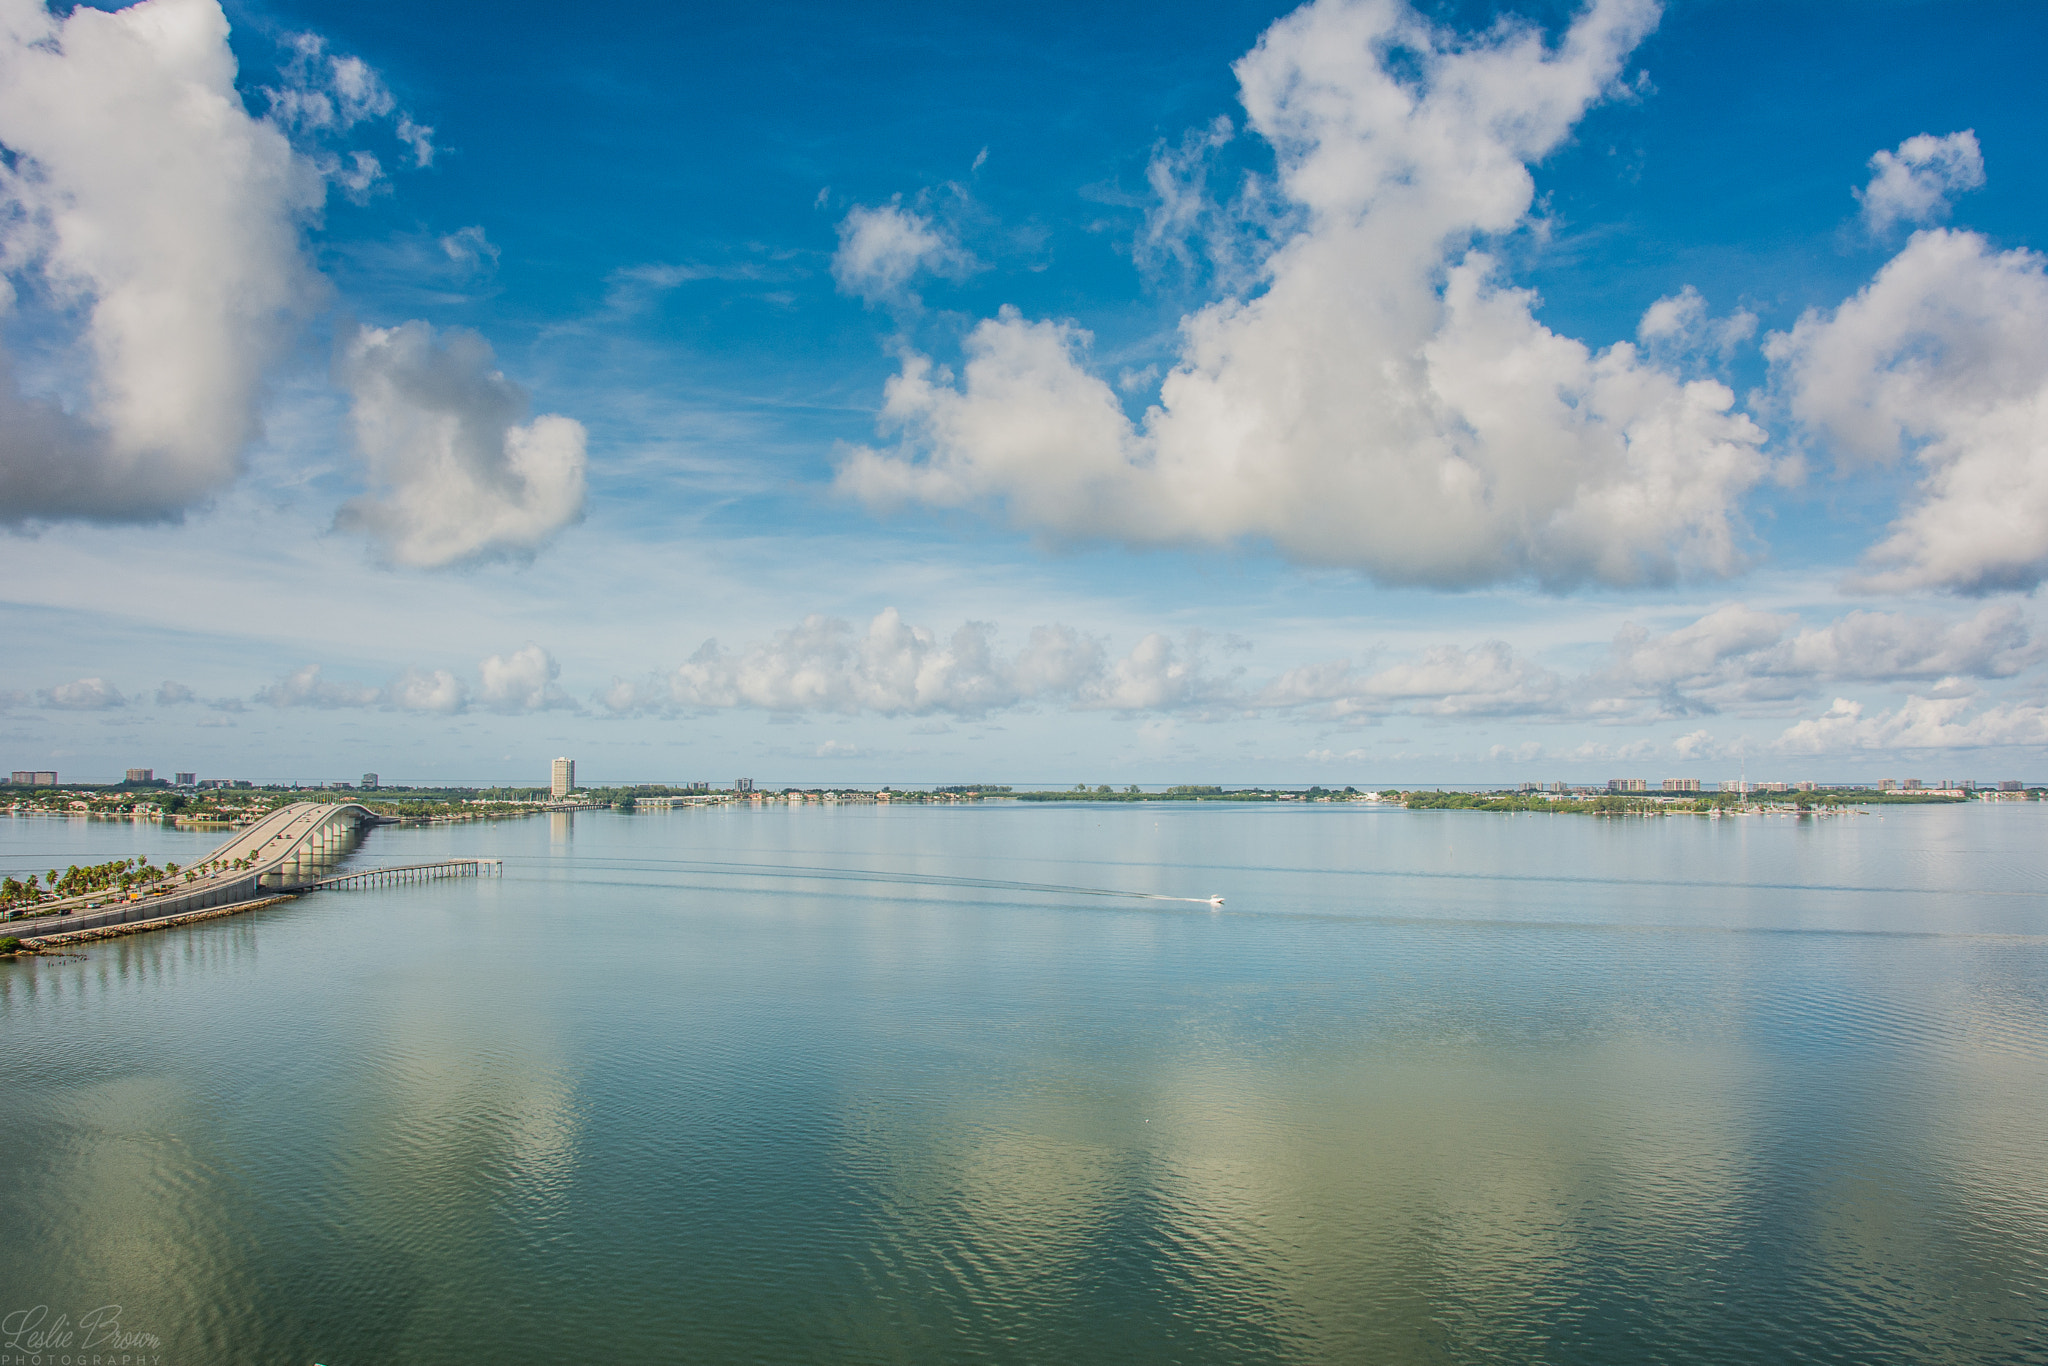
[9,801,398,940]
[197,800,388,891]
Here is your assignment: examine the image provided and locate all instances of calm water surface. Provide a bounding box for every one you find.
[1,802,2044,1364]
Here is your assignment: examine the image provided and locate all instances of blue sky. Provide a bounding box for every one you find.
[4,0,2048,786]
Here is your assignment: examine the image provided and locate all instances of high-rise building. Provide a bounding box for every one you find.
[362,773,379,790]
[551,757,576,797]
[11,771,57,786]
[126,768,153,784]
[735,778,754,793]
[174,772,196,786]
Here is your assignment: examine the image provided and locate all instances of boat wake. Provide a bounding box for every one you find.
[564,856,1224,908]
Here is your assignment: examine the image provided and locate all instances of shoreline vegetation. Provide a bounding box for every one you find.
[0,778,2029,936]
[0,778,2018,835]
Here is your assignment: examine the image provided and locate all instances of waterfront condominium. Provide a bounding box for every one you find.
[551,757,575,798]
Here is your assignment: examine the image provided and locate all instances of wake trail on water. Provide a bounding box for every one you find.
[532,856,1223,906]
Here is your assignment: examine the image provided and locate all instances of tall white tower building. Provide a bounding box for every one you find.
[551,757,575,798]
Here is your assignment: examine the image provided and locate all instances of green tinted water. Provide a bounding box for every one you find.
[2,802,2044,1363]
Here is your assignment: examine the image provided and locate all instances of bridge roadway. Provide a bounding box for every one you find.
[8,801,391,940]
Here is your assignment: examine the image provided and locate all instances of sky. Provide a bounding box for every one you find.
[3,0,2048,787]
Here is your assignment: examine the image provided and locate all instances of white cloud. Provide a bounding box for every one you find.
[478,643,575,713]
[1766,603,2037,681]
[1086,633,1209,712]
[1595,601,2039,715]
[386,667,467,714]
[1635,285,1756,361]
[1766,227,2048,594]
[1264,641,1565,719]
[601,254,799,314]
[1251,601,2042,728]
[256,664,381,709]
[1548,737,1658,764]
[1671,727,1717,760]
[839,0,1773,591]
[1137,115,1278,291]
[1777,694,2048,754]
[1358,642,1566,717]
[602,610,1223,718]
[439,226,498,273]
[265,34,394,132]
[0,0,322,524]
[335,321,588,567]
[831,201,966,304]
[154,678,244,711]
[664,611,1033,716]
[1856,131,1983,234]
[263,30,431,196]
[251,648,578,714]
[1605,603,1789,695]
[619,600,2044,731]
[396,115,435,169]
[41,677,125,710]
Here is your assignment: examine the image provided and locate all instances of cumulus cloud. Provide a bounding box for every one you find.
[0,0,323,525]
[1778,694,2048,754]
[665,611,1055,716]
[1765,604,2038,681]
[40,676,125,710]
[1602,603,1789,703]
[256,664,382,709]
[263,30,432,194]
[1087,633,1215,712]
[478,643,576,712]
[838,0,1773,590]
[386,667,466,714]
[335,321,588,567]
[265,33,393,132]
[254,648,578,714]
[1246,601,2042,727]
[1355,642,1566,717]
[831,201,967,304]
[1635,285,1756,363]
[1671,727,1720,760]
[600,609,1229,718]
[589,599,2044,732]
[1767,226,2048,593]
[257,663,466,712]
[153,678,244,711]
[1262,641,1565,718]
[1856,131,1983,235]
[1596,601,2040,713]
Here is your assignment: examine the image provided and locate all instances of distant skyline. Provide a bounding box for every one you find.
[5,0,2048,785]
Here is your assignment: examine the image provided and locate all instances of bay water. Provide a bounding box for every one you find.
[2,800,2044,1364]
